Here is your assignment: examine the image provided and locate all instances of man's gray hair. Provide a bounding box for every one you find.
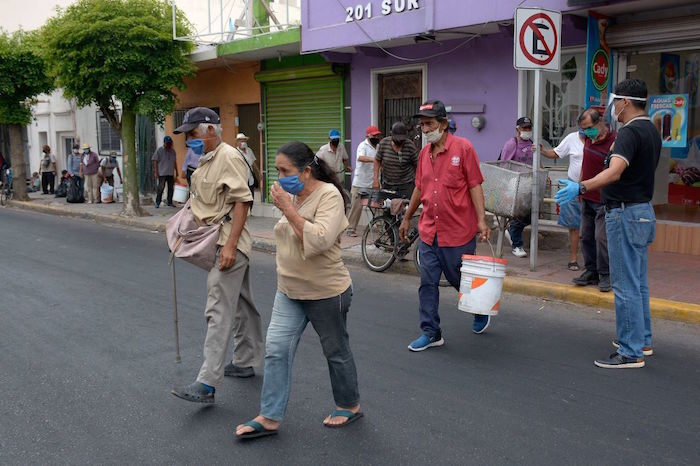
[198,122,222,137]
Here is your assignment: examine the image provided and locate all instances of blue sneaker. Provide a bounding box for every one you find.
[472,315,491,334]
[155,202,160,208]
[408,332,444,352]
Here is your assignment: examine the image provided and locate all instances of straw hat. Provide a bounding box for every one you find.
[236,133,249,140]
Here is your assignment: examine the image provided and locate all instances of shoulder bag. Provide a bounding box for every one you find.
[166,200,231,270]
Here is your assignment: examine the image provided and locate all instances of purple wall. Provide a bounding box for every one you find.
[302,0,579,53]
[349,32,518,171]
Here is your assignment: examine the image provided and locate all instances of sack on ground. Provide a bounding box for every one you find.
[166,200,221,270]
[66,177,84,203]
[55,179,68,198]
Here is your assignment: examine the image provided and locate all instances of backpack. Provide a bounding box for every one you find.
[66,176,85,203]
[498,137,518,161]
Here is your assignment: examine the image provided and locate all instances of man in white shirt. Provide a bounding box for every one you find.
[541,125,585,270]
[346,125,382,236]
[234,132,260,190]
[316,129,350,184]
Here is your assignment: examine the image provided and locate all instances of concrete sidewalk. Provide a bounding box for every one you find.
[6,192,700,323]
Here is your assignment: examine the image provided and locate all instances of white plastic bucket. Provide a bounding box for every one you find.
[458,253,508,316]
[100,184,114,203]
[173,184,189,203]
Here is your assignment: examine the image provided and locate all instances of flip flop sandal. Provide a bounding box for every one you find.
[323,409,364,428]
[568,262,580,271]
[236,420,278,440]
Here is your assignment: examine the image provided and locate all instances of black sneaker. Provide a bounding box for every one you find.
[612,339,653,356]
[224,362,255,378]
[572,270,599,286]
[171,382,215,403]
[598,274,611,292]
[594,352,645,369]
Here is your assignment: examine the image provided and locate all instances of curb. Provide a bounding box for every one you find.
[503,277,700,324]
[8,200,700,324]
[7,200,166,233]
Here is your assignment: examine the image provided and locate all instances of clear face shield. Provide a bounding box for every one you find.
[603,93,648,129]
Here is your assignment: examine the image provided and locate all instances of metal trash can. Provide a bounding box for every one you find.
[480,160,548,218]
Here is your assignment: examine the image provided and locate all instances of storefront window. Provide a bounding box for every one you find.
[628,50,700,215]
[526,51,587,168]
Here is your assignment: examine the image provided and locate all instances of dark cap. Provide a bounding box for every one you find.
[414,100,447,119]
[390,122,408,142]
[163,135,173,143]
[516,117,532,128]
[173,107,221,134]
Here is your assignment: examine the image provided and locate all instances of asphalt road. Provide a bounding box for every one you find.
[1,208,699,465]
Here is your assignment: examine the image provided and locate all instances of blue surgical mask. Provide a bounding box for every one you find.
[186,139,204,155]
[278,175,305,195]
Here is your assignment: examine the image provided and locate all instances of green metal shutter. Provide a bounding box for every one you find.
[263,75,343,194]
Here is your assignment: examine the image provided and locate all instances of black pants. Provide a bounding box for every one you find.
[41,172,55,194]
[186,167,196,186]
[383,181,416,200]
[156,175,174,205]
[580,199,609,276]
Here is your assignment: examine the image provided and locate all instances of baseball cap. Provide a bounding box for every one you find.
[366,125,381,136]
[414,100,447,119]
[328,129,341,139]
[516,117,532,128]
[163,135,173,143]
[236,133,249,140]
[173,107,221,134]
[390,122,408,142]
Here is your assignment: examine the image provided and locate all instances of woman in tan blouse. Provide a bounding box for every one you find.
[236,141,362,439]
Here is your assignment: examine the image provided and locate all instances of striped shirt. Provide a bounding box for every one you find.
[374,136,419,186]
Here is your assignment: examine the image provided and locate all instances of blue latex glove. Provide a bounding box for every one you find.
[554,179,579,206]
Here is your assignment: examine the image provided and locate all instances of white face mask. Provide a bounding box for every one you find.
[240,141,247,149]
[519,131,533,141]
[424,127,443,144]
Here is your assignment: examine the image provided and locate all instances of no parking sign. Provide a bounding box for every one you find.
[514,8,561,72]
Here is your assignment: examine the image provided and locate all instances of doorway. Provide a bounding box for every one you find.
[237,103,261,167]
[377,70,423,142]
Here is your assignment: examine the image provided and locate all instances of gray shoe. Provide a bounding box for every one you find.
[598,274,611,292]
[224,362,255,378]
[171,382,214,403]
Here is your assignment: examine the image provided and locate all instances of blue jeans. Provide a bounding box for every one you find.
[508,215,530,248]
[605,202,655,359]
[260,287,359,421]
[418,235,477,337]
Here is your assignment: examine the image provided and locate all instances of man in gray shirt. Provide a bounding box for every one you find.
[152,135,178,207]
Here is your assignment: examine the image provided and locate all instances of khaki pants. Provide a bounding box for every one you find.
[197,250,264,388]
[85,173,100,203]
[346,186,365,232]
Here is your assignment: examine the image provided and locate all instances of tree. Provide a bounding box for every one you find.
[41,0,195,216]
[0,30,54,201]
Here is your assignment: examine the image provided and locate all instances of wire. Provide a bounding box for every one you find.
[332,0,493,62]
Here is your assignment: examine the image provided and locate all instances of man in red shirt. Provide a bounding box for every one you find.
[574,108,615,292]
[399,100,490,351]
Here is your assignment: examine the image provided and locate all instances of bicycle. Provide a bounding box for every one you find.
[359,189,421,273]
[0,168,13,206]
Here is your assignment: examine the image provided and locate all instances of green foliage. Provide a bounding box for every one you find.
[0,30,54,125]
[40,0,195,128]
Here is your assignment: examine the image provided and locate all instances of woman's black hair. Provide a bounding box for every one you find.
[277,141,349,205]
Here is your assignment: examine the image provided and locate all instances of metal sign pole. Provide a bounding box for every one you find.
[530,69,541,271]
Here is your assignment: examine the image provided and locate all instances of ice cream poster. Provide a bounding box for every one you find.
[660,54,681,94]
[648,94,688,148]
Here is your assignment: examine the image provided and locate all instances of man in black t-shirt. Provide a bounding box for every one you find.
[555,79,661,369]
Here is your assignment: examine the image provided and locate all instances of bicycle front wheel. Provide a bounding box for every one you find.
[361,216,398,272]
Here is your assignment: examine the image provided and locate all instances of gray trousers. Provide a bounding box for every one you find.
[196,249,264,388]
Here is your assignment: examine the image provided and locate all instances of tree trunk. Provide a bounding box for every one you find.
[9,124,29,201]
[120,108,148,217]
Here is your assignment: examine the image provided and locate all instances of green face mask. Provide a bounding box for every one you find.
[583,127,599,140]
